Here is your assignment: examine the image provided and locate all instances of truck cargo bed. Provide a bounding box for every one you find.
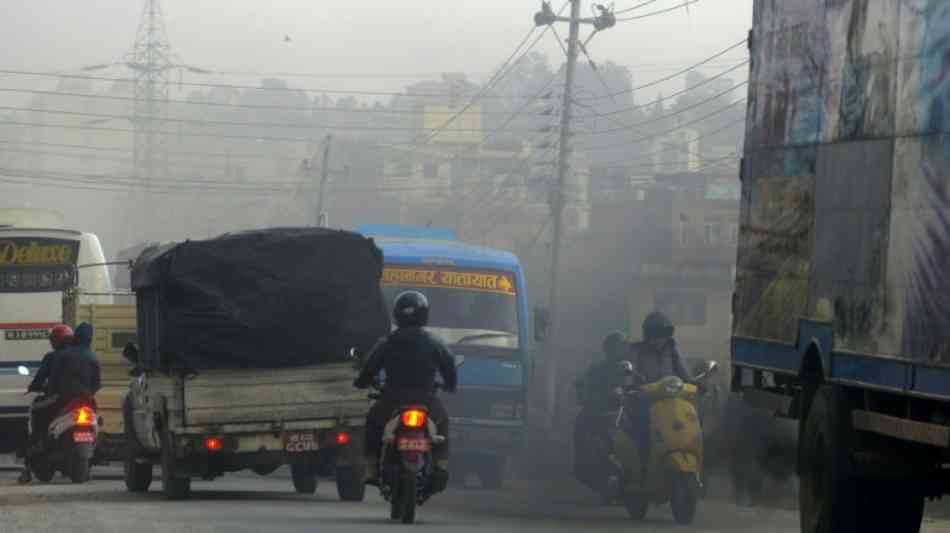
[182,363,369,427]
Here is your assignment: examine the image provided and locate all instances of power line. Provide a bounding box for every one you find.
[575,38,747,101]
[616,0,701,21]
[0,68,524,101]
[579,98,746,152]
[0,105,539,134]
[588,79,747,135]
[614,0,663,15]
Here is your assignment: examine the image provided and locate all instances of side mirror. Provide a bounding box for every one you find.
[122,342,139,365]
[706,360,720,376]
[454,354,466,368]
[347,347,357,360]
[17,365,29,377]
[534,307,549,342]
[617,360,635,376]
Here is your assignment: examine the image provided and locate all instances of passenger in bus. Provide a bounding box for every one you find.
[19,324,74,484]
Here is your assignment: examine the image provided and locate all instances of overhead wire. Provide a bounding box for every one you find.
[615,0,701,21]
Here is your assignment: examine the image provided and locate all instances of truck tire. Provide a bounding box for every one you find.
[124,454,153,492]
[161,432,191,500]
[860,480,924,533]
[799,385,856,533]
[336,464,366,502]
[291,463,318,494]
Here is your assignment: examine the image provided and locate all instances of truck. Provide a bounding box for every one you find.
[732,2,950,532]
[122,228,390,500]
[358,224,530,489]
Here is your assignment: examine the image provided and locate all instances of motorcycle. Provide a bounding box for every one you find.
[24,371,101,484]
[368,355,464,524]
[606,360,718,525]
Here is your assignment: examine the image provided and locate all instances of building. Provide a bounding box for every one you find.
[628,171,740,363]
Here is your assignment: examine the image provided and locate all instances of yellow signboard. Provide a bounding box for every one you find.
[382,266,516,296]
[0,238,77,267]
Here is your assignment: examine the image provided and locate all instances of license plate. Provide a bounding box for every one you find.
[72,431,94,444]
[397,438,430,452]
[283,431,318,453]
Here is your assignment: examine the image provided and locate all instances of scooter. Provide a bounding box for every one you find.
[25,375,101,484]
[369,355,464,524]
[607,360,718,525]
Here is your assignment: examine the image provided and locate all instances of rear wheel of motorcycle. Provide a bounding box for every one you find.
[336,464,366,502]
[161,432,191,500]
[291,463,318,494]
[670,473,698,525]
[623,493,648,521]
[124,454,153,492]
[398,470,417,524]
[68,447,91,484]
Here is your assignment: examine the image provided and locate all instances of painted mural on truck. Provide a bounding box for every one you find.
[890,0,950,363]
[739,0,950,361]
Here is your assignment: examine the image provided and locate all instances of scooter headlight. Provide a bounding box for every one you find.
[664,378,685,396]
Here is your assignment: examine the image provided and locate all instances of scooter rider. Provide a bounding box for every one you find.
[353,291,457,491]
[19,324,74,484]
[627,312,698,483]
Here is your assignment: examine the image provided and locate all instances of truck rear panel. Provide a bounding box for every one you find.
[182,363,369,427]
[733,0,950,398]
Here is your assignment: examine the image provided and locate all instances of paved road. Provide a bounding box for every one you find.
[2,466,950,533]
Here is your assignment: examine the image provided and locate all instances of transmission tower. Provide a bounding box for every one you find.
[83,0,208,245]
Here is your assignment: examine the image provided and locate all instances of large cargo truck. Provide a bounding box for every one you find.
[732,2,950,532]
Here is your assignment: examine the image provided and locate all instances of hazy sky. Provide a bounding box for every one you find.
[1,0,753,100]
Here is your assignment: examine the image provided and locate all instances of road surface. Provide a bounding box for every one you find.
[2,466,950,533]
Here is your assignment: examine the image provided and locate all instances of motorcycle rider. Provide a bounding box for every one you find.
[626,311,697,483]
[573,331,628,493]
[56,322,101,399]
[353,291,457,491]
[19,324,74,484]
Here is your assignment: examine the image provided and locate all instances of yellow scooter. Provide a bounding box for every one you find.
[607,360,718,524]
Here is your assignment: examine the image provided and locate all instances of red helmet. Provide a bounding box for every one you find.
[49,325,74,350]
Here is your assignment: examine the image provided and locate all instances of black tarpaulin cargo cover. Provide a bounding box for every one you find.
[131,227,390,370]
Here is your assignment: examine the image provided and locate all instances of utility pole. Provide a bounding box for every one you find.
[315,135,333,227]
[533,1,614,428]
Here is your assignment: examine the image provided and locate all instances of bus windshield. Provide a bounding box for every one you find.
[381,265,520,350]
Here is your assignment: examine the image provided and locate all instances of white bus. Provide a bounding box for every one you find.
[0,226,111,453]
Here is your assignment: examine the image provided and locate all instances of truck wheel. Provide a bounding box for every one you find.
[336,464,366,502]
[479,457,505,490]
[291,463,318,494]
[859,480,924,533]
[799,385,856,533]
[124,454,153,492]
[161,432,191,500]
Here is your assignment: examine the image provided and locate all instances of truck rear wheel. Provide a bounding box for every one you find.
[291,463,318,494]
[859,480,924,533]
[161,432,191,500]
[124,454,153,492]
[799,385,856,533]
[336,464,366,502]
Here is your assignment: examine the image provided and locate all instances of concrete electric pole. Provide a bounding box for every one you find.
[315,135,333,227]
[533,1,614,428]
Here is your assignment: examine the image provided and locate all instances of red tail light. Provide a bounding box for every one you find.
[205,436,223,452]
[74,406,94,426]
[335,431,351,446]
[401,409,427,428]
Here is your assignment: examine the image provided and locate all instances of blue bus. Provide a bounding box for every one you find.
[359,225,528,489]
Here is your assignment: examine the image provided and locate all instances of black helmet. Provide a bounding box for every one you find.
[642,311,674,340]
[393,291,430,328]
[602,331,627,359]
